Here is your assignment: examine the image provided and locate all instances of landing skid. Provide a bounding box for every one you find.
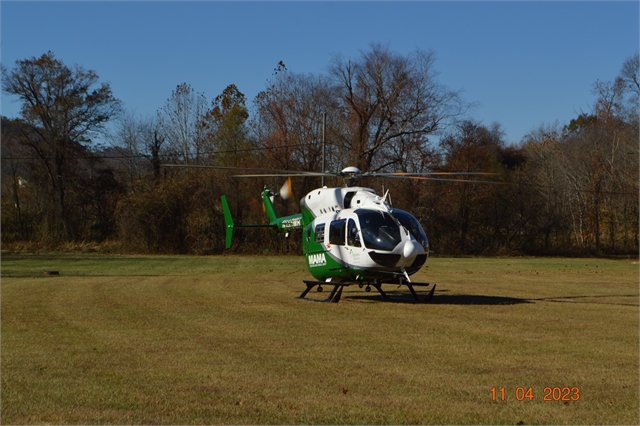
[298,280,436,303]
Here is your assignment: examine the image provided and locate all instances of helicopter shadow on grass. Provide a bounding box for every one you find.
[344,288,638,306]
[346,288,532,305]
[429,293,532,305]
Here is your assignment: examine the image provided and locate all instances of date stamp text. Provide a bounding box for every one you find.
[490,387,580,402]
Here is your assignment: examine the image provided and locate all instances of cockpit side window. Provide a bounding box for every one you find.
[391,209,429,249]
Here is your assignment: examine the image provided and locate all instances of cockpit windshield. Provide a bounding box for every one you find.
[391,209,429,249]
[355,210,402,251]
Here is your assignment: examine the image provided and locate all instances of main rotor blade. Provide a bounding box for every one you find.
[401,176,508,184]
[232,172,332,178]
[364,171,499,177]
[161,164,311,174]
[162,164,502,181]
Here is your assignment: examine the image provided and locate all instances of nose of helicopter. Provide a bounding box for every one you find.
[401,240,421,263]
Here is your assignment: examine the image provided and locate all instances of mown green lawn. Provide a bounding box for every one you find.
[2,254,638,424]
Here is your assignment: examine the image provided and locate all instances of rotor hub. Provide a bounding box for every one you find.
[340,167,362,187]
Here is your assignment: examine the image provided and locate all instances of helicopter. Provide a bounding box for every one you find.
[197,165,502,303]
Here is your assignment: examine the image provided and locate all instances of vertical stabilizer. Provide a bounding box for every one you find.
[261,189,279,223]
[220,195,234,249]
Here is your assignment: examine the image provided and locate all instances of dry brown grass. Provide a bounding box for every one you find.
[1,254,638,424]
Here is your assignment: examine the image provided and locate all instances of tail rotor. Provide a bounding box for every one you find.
[279,177,293,200]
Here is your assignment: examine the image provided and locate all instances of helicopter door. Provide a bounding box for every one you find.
[347,218,361,247]
[328,218,348,265]
[346,218,365,264]
[328,217,367,270]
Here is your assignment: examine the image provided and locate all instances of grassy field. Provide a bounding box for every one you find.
[1,253,638,424]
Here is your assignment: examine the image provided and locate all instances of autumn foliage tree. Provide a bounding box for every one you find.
[205,84,251,166]
[426,121,517,254]
[2,51,121,242]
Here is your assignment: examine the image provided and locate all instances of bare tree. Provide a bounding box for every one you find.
[253,62,341,183]
[111,111,166,184]
[619,53,640,97]
[520,124,574,250]
[522,79,639,254]
[329,43,469,172]
[140,117,167,181]
[158,83,208,164]
[112,110,145,184]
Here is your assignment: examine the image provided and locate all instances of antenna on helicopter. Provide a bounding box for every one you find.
[383,188,392,205]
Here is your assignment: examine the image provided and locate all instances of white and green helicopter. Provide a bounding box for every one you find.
[213,165,499,303]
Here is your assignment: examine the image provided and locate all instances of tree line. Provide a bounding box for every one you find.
[2,46,638,256]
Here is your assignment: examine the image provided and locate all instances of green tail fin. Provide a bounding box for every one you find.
[221,195,234,249]
[261,189,279,223]
[221,190,298,249]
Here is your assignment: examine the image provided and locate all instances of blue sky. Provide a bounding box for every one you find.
[2,1,638,144]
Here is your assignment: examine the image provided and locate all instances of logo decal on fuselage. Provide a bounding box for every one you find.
[281,217,302,229]
[308,253,327,267]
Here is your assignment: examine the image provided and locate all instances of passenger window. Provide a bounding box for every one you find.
[344,191,356,209]
[315,223,325,243]
[329,219,346,245]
